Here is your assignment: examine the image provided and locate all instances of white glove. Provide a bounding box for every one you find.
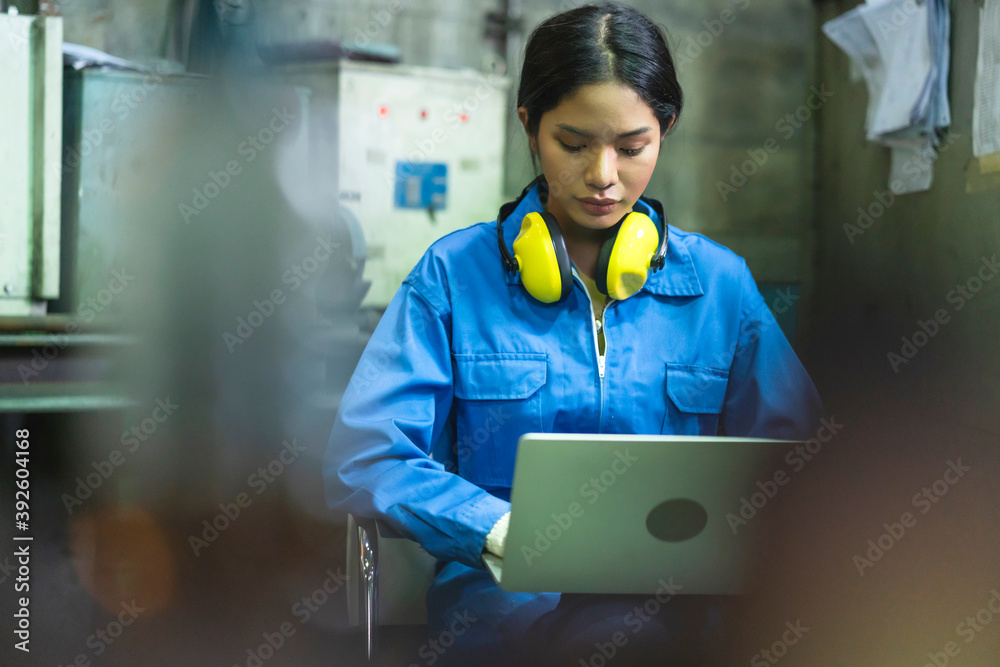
[483,511,510,558]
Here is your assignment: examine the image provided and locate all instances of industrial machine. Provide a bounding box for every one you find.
[271,59,510,307]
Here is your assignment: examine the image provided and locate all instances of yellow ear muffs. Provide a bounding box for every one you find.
[512,211,573,304]
[595,211,661,300]
[497,176,669,303]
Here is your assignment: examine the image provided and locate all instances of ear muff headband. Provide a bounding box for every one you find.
[595,224,618,297]
[498,175,547,274]
[643,196,668,272]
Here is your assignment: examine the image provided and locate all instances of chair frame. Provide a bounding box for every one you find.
[346,514,379,661]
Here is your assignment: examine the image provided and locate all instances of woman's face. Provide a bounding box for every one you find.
[518,81,667,235]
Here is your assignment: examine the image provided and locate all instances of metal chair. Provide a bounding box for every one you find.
[345,514,438,661]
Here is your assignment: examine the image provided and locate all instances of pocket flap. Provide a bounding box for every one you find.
[454,354,547,400]
[665,363,729,414]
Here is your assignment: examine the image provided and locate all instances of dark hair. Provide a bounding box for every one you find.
[517,2,682,142]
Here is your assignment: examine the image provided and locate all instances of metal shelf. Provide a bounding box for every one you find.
[0,380,136,412]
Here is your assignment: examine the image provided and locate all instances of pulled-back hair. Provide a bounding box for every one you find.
[517,2,682,139]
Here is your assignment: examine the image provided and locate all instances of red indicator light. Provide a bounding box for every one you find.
[459,112,469,123]
[377,105,389,117]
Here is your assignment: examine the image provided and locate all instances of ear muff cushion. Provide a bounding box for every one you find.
[599,212,659,300]
[512,211,573,303]
[606,212,659,300]
[540,212,573,301]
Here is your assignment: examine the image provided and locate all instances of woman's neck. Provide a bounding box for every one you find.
[544,201,610,280]
[560,226,606,280]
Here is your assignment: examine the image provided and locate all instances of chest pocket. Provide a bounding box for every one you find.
[453,353,547,488]
[662,363,729,435]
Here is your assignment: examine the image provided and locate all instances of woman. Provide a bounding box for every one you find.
[324,2,823,664]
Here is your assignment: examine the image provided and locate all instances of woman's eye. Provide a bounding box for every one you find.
[558,140,585,153]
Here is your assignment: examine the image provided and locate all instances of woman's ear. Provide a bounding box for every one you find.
[517,106,537,154]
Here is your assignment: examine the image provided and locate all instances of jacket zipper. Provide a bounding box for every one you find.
[598,298,613,432]
[574,274,612,431]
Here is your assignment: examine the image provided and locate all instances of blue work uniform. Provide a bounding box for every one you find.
[323,181,824,661]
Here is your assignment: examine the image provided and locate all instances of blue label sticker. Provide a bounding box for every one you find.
[394,162,447,210]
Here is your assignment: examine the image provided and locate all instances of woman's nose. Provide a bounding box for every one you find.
[585,146,616,191]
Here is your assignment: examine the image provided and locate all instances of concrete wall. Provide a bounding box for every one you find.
[56,0,171,64]
[642,0,818,289]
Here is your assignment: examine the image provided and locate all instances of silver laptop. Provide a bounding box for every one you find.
[482,433,798,594]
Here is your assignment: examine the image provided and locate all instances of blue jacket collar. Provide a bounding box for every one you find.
[499,182,704,297]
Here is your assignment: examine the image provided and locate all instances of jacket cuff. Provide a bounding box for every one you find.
[459,492,511,568]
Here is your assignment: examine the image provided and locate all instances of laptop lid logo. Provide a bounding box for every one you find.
[645,498,709,542]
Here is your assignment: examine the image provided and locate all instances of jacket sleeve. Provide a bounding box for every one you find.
[721,262,824,441]
[323,274,510,568]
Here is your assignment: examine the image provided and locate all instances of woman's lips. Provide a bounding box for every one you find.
[577,198,618,215]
